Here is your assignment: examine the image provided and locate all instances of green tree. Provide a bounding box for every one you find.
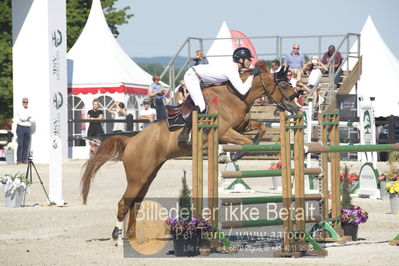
[0,0,133,119]
[0,0,13,119]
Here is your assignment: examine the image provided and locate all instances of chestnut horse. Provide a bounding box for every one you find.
[81,61,299,241]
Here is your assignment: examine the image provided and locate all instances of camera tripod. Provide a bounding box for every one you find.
[22,156,55,206]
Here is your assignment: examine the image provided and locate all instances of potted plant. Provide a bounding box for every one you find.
[385,181,399,215]
[0,173,31,207]
[269,161,282,191]
[3,142,14,164]
[166,171,212,256]
[340,166,369,241]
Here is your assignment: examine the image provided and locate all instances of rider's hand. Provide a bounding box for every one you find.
[251,67,261,76]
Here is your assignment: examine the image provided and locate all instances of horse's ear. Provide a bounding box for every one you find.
[283,65,290,75]
[278,65,286,75]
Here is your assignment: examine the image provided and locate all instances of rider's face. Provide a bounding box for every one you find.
[243,58,252,69]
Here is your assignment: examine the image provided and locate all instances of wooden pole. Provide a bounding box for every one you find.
[319,113,329,220]
[192,111,203,218]
[294,112,305,231]
[280,112,292,252]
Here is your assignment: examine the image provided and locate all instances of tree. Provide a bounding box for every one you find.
[0,0,133,119]
[0,0,13,119]
[67,0,133,50]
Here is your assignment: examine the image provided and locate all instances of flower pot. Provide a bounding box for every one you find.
[173,234,199,257]
[4,187,25,208]
[380,181,395,200]
[389,194,399,215]
[342,222,359,241]
[4,149,14,164]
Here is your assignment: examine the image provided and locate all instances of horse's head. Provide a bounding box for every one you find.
[254,61,300,114]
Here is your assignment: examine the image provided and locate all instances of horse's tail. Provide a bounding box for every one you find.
[81,135,130,204]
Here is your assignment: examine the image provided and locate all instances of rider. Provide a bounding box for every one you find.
[178,47,261,144]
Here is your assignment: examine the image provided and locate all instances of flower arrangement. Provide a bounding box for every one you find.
[340,165,368,225]
[166,217,212,238]
[341,205,369,225]
[379,170,399,182]
[268,161,282,170]
[166,170,212,239]
[340,171,359,184]
[0,173,31,197]
[385,181,399,195]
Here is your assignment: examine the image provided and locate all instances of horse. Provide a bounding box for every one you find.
[81,61,300,241]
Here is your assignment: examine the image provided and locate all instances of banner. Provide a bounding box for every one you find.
[48,0,67,205]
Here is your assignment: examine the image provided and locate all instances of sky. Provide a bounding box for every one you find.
[114,0,399,59]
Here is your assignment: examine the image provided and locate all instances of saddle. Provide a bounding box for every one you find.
[165,96,195,130]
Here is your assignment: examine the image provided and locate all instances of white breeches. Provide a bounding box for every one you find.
[184,69,206,112]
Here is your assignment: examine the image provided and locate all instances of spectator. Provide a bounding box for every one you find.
[286,69,297,87]
[321,45,343,88]
[270,59,281,73]
[107,101,126,132]
[193,50,208,66]
[303,56,327,90]
[177,80,189,104]
[147,75,167,121]
[139,98,156,128]
[16,97,32,164]
[87,98,104,153]
[284,44,305,81]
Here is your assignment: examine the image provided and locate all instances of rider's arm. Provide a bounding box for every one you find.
[227,64,254,96]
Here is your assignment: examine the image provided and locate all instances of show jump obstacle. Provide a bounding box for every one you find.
[192,110,399,257]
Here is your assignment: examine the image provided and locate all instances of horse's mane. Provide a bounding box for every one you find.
[255,60,270,73]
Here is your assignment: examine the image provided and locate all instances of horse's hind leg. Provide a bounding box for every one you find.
[112,162,165,242]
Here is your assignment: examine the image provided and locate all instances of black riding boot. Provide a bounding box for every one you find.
[178,106,200,144]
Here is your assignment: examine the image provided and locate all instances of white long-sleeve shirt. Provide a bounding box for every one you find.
[16,107,32,127]
[193,62,254,95]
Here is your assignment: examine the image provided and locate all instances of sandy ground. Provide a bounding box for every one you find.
[0,159,398,265]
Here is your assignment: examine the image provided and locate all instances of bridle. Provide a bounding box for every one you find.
[259,71,297,104]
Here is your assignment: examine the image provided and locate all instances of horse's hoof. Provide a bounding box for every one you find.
[112,226,122,241]
[230,151,245,161]
[218,154,231,164]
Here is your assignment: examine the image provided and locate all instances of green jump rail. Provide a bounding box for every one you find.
[221,216,322,229]
[221,168,321,179]
[222,143,399,153]
[222,193,323,206]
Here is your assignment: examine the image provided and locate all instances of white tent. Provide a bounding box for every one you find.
[67,0,158,95]
[206,21,259,65]
[350,16,399,117]
[206,21,234,64]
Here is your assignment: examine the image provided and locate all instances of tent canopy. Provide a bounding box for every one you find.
[67,0,162,95]
[350,16,399,117]
[206,21,258,65]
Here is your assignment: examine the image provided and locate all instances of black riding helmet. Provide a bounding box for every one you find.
[232,47,254,63]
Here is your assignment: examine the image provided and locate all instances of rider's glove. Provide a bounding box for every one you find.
[251,67,261,76]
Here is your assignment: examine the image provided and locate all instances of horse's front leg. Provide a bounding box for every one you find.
[247,120,267,145]
[220,122,266,161]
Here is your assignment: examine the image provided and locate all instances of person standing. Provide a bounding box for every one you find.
[147,75,167,121]
[16,97,32,164]
[138,98,157,128]
[284,44,305,81]
[107,101,126,132]
[87,98,104,154]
